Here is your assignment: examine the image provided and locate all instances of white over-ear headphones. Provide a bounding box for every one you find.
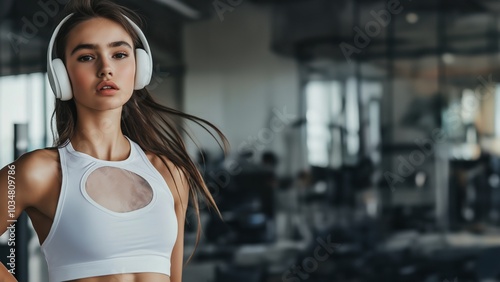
[47,13,153,101]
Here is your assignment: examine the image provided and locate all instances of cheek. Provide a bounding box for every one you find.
[67,65,93,92]
[123,62,136,88]
[71,69,91,87]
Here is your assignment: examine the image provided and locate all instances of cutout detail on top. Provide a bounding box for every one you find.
[85,166,153,212]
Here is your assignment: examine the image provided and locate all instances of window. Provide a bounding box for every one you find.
[305,80,342,168]
[305,78,382,168]
[0,73,53,165]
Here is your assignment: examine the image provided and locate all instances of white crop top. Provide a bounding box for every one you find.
[40,135,177,282]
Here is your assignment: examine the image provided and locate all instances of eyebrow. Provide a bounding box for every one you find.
[70,41,133,55]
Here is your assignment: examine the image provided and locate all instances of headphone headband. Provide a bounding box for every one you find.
[47,12,153,100]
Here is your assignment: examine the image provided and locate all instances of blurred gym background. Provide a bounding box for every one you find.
[2,0,500,281]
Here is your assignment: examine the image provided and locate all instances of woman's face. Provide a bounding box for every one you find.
[64,17,136,111]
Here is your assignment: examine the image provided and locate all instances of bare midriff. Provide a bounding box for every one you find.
[67,272,170,282]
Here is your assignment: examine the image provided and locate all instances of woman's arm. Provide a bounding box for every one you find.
[0,264,17,282]
[0,151,53,282]
[1,162,23,282]
[169,179,189,282]
[0,158,31,281]
[153,155,190,282]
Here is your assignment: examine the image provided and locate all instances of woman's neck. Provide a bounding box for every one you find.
[71,121,130,161]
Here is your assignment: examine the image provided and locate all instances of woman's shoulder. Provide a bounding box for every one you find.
[144,152,189,206]
[1,148,60,207]
[9,148,60,190]
[144,152,181,183]
[14,147,60,173]
[144,151,174,171]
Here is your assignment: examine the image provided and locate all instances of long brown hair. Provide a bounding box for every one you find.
[50,0,228,263]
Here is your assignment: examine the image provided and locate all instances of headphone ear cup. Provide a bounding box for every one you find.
[134,48,152,90]
[52,58,73,101]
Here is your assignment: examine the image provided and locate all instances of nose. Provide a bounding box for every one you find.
[97,58,113,78]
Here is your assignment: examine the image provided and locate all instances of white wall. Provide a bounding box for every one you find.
[183,3,301,173]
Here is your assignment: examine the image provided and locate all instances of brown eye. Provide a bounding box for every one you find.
[114,52,128,59]
[78,55,94,62]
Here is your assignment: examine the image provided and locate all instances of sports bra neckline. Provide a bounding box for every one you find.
[66,135,134,164]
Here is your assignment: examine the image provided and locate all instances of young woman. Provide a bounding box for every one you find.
[0,0,226,281]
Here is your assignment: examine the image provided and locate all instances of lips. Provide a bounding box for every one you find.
[96,81,119,92]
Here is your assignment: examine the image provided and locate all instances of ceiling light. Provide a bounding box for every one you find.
[406,13,419,24]
[152,0,200,19]
[442,53,455,64]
